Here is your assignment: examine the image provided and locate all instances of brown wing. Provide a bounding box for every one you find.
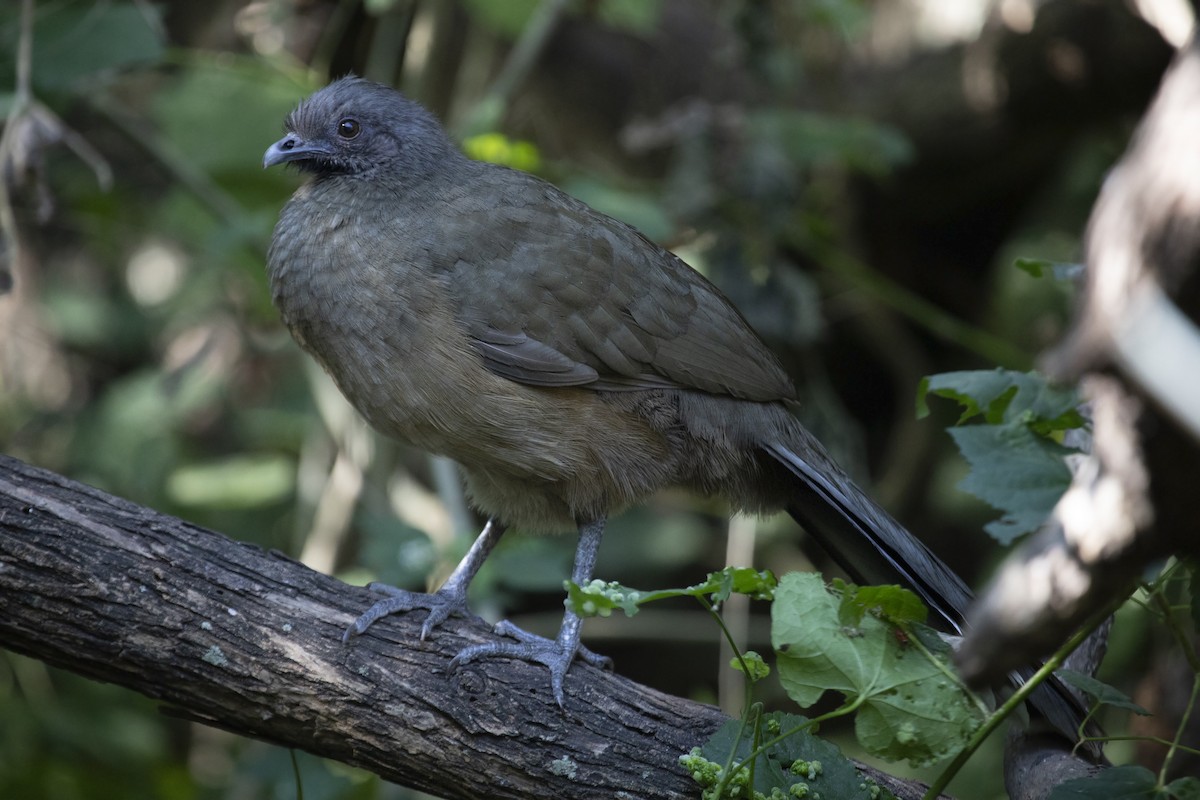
[424,166,796,402]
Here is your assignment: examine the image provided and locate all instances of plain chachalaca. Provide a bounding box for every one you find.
[263,77,1089,748]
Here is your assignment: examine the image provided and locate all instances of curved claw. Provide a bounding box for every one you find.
[419,601,459,640]
[449,616,611,706]
[451,639,575,707]
[342,583,469,644]
[342,517,611,708]
[491,619,613,670]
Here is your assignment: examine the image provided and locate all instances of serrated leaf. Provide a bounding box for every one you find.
[708,568,739,605]
[726,566,778,601]
[922,372,1085,549]
[920,368,1083,430]
[1004,379,1086,436]
[1056,670,1151,715]
[772,573,982,766]
[1048,765,1160,799]
[920,370,1018,424]
[695,711,890,800]
[950,424,1073,543]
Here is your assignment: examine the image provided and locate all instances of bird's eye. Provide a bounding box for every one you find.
[337,118,361,139]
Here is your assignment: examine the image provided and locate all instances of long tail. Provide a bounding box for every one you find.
[764,440,972,635]
[763,439,1100,759]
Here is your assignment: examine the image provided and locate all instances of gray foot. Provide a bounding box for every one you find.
[342,582,466,644]
[451,617,612,706]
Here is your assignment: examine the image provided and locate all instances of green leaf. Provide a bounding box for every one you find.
[919,369,1022,424]
[566,579,643,618]
[919,368,1082,428]
[916,369,1089,431]
[949,430,1068,536]
[1056,670,1151,715]
[687,711,891,800]
[722,566,778,602]
[730,651,770,682]
[1047,765,1160,799]
[919,369,1085,542]
[1168,777,1200,800]
[949,424,1073,543]
[840,583,929,627]
[772,573,983,766]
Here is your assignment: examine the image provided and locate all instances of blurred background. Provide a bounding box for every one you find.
[0,0,1191,797]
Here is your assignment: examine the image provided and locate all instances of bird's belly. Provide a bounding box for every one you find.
[350,362,676,531]
[277,267,676,532]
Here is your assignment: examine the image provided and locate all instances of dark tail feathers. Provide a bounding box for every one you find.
[765,441,972,635]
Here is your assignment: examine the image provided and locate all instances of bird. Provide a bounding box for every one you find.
[263,76,1088,746]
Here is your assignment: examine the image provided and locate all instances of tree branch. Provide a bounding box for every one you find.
[0,454,929,800]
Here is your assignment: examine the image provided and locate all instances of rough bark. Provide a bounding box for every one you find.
[0,454,929,800]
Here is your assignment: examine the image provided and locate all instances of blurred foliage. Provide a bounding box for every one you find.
[0,0,1186,797]
[462,0,663,38]
[0,1,163,91]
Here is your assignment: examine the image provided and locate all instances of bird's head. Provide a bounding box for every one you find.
[263,76,456,180]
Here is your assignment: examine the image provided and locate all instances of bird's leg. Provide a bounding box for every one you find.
[450,517,612,706]
[343,518,508,643]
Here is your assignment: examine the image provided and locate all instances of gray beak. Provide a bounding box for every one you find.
[263,134,333,168]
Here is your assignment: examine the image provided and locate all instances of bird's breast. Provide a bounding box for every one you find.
[267,194,616,478]
[266,187,685,531]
